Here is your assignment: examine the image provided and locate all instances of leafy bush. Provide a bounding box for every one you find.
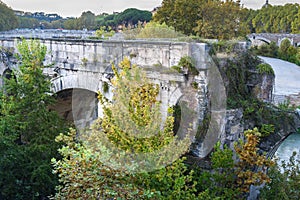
[178,56,198,75]
[260,124,275,137]
[256,63,274,75]
[136,21,185,39]
[95,26,115,39]
[252,39,300,66]
[260,152,300,200]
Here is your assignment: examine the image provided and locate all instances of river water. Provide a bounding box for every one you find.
[274,133,300,167]
[259,56,300,166]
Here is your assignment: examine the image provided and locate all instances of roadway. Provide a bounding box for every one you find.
[259,56,300,105]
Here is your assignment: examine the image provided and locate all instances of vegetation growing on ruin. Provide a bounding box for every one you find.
[256,63,274,75]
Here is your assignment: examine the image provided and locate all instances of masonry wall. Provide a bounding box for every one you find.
[0,38,204,72]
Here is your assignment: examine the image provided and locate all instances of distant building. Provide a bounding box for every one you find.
[262,0,270,8]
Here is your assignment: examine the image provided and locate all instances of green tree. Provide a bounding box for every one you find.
[63,18,79,30]
[154,0,201,36]
[291,7,300,33]
[95,26,115,39]
[260,152,300,200]
[195,142,241,199]
[0,39,69,199]
[52,58,195,199]
[115,8,152,26]
[154,0,244,39]
[193,128,274,199]
[0,1,18,31]
[278,38,299,63]
[79,11,96,30]
[251,4,299,33]
[17,16,40,29]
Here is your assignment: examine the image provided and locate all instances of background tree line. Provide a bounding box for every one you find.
[154,0,300,39]
[1,0,299,39]
[17,8,152,31]
[0,1,18,31]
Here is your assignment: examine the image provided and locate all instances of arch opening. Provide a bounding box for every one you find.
[257,38,270,45]
[50,88,99,129]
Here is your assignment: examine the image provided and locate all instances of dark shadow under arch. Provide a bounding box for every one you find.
[50,88,98,128]
[257,38,270,45]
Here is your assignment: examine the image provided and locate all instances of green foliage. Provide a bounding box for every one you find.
[252,39,300,66]
[79,11,96,30]
[154,1,299,38]
[52,129,146,199]
[0,39,69,199]
[194,129,274,199]
[195,142,240,199]
[136,21,184,38]
[171,65,182,73]
[102,81,109,93]
[178,56,198,75]
[251,41,279,58]
[53,58,194,199]
[251,4,299,34]
[259,124,275,137]
[256,63,274,75]
[260,152,300,199]
[15,7,151,30]
[291,8,300,33]
[81,57,88,66]
[222,52,261,108]
[191,82,198,89]
[154,0,245,39]
[278,39,300,65]
[115,8,152,26]
[0,1,18,31]
[138,158,198,200]
[94,26,115,39]
[277,99,296,111]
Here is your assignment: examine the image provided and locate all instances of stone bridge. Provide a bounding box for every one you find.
[0,35,227,158]
[247,33,300,47]
[2,32,297,160]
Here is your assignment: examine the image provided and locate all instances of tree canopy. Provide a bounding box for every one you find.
[154,0,245,39]
[0,40,69,199]
[0,1,18,31]
[154,1,300,39]
[250,3,300,33]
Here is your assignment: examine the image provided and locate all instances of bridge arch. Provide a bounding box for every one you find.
[50,72,104,129]
[51,72,102,94]
[252,36,271,45]
[278,37,293,47]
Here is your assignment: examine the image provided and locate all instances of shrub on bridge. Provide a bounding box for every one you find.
[52,58,198,199]
[256,63,274,75]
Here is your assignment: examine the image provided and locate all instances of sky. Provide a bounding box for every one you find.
[1,0,299,18]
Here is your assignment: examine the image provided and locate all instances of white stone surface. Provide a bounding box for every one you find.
[259,56,300,96]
